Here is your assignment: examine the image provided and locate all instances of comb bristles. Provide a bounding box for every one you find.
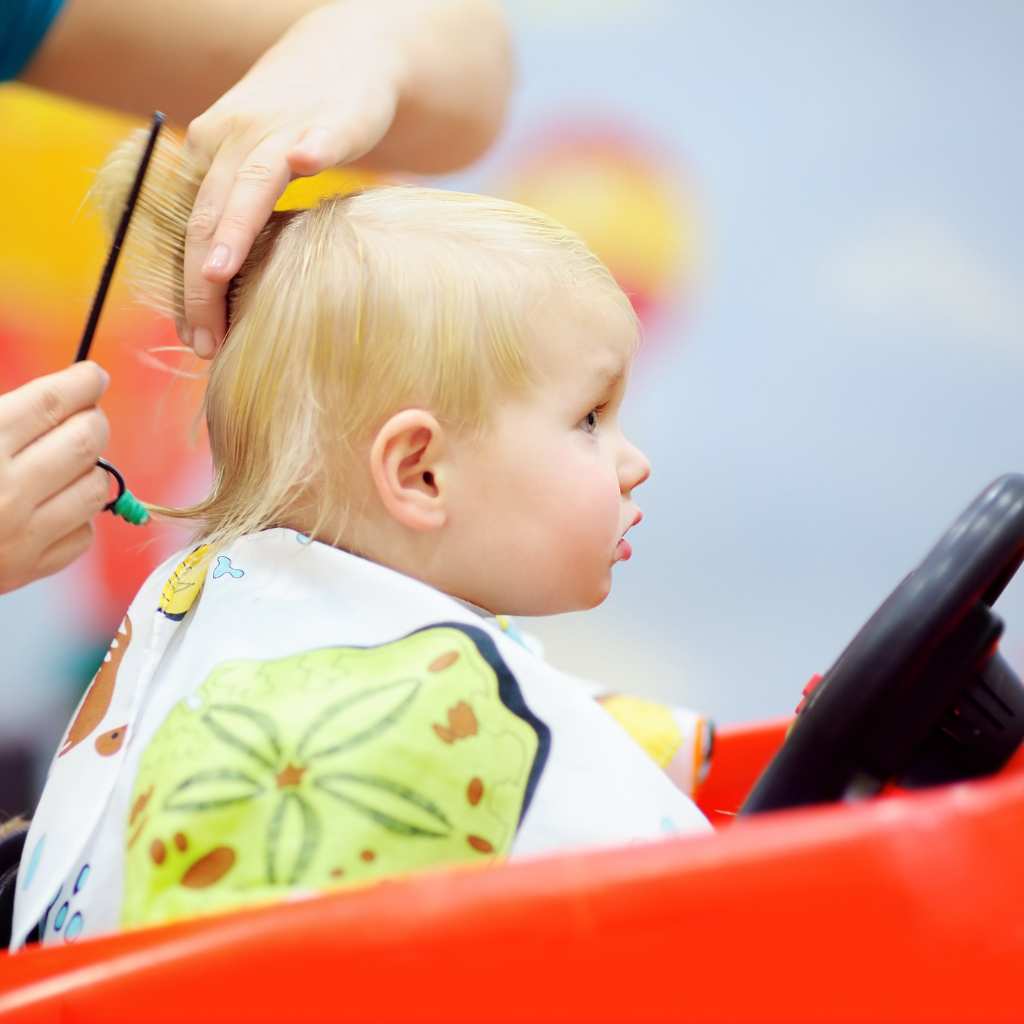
[91,130,204,322]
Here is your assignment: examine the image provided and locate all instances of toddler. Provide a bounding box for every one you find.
[11,131,711,949]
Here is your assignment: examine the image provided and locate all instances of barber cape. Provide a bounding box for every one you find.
[12,529,711,950]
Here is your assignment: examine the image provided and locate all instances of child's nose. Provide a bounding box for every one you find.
[620,441,651,495]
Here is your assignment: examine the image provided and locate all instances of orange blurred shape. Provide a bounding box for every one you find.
[0,88,379,632]
[498,120,701,330]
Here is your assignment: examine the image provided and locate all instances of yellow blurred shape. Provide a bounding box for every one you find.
[505,138,699,304]
[599,693,684,768]
[0,86,375,325]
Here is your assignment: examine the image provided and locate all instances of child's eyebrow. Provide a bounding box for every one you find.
[591,363,626,394]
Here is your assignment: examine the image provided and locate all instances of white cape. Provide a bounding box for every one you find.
[12,529,709,950]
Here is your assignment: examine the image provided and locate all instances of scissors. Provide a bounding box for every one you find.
[74,110,166,526]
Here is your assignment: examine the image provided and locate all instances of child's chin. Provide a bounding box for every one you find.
[522,591,608,617]
[581,576,613,610]
[511,573,612,615]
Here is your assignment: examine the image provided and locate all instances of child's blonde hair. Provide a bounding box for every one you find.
[94,130,638,549]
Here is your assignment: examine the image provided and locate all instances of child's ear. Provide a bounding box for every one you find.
[369,409,447,531]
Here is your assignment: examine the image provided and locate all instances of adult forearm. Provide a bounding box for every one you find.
[358,0,514,173]
[20,0,512,173]
[20,1,325,126]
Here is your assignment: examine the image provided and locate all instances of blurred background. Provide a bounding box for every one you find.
[2,0,1022,814]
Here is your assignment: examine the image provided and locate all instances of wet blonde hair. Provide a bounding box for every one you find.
[93,130,637,549]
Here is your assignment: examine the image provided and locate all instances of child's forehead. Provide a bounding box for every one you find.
[525,288,639,376]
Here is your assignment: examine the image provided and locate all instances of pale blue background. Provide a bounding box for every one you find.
[447,0,1024,722]
[3,1,1022,747]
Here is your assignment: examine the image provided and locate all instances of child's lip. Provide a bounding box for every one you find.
[622,510,643,537]
[614,511,642,562]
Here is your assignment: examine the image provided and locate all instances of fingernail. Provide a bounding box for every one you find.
[193,328,216,359]
[91,363,111,390]
[176,323,194,350]
[204,243,231,274]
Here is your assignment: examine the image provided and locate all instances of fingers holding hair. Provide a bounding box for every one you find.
[0,465,109,595]
[31,522,98,589]
[0,363,109,457]
[14,407,110,507]
[183,133,294,357]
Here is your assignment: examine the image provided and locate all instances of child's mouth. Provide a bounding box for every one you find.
[614,511,642,562]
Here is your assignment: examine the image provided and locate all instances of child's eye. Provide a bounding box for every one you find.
[580,407,602,434]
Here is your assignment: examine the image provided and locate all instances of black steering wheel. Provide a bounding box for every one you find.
[741,474,1024,814]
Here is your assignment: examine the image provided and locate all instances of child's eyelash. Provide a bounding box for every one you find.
[581,404,607,433]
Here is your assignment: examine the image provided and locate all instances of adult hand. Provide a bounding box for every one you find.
[22,0,510,357]
[182,1,408,358]
[0,364,111,595]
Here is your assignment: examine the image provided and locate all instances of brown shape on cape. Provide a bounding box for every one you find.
[432,701,479,744]
[466,777,484,806]
[181,846,236,888]
[126,817,147,851]
[428,650,460,673]
[94,725,128,757]
[60,615,133,757]
[274,762,307,789]
[129,786,153,828]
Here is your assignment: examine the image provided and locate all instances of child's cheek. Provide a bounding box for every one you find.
[566,460,621,547]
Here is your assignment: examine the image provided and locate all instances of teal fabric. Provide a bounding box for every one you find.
[1,0,66,82]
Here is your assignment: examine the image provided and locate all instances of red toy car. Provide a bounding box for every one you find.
[1,475,1022,1023]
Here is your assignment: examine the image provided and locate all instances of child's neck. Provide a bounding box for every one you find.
[285,509,499,617]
